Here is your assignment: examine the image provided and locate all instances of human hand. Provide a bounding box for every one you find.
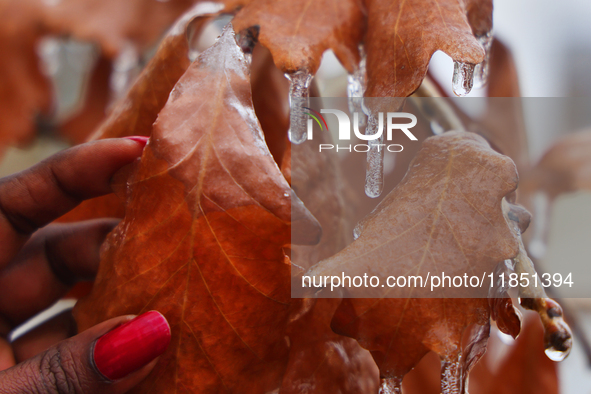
[0,138,171,393]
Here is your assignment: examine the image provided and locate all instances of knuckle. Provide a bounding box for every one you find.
[37,343,87,394]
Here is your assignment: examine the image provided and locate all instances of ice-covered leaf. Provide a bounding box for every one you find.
[73,25,325,393]
[232,0,365,74]
[307,131,520,297]
[364,0,490,98]
[306,132,527,391]
[56,5,220,224]
[89,3,223,141]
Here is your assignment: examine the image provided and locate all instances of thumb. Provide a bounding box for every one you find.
[0,311,170,394]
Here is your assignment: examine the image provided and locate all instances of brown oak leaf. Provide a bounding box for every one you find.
[364,0,489,97]
[57,4,222,224]
[74,25,325,393]
[307,131,520,298]
[232,0,365,74]
[306,131,524,392]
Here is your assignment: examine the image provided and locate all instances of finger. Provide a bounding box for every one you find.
[0,311,170,394]
[0,137,147,268]
[0,219,118,326]
[12,310,76,364]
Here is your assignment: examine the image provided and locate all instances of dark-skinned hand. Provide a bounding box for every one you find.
[0,138,170,394]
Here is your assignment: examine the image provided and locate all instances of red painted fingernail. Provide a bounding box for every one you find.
[123,136,149,147]
[93,311,171,380]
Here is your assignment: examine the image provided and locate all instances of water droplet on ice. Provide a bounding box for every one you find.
[452,61,476,96]
[545,346,570,362]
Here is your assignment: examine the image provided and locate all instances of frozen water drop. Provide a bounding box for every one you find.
[286,71,313,144]
[545,345,571,362]
[283,192,290,198]
[473,32,493,89]
[379,377,402,394]
[452,61,476,96]
[365,113,384,198]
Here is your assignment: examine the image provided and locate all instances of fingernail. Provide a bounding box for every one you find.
[123,136,149,147]
[93,311,170,381]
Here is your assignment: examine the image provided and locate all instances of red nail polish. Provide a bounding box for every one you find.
[93,311,171,380]
[123,136,149,147]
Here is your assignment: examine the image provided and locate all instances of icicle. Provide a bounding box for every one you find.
[111,43,140,98]
[451,62,476,96]
[379,377,402,394]
[286,71,313,144]
[348,45,367,127]
[473,32,493,89]
[365,113,385,198]
[441,355,463,394]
